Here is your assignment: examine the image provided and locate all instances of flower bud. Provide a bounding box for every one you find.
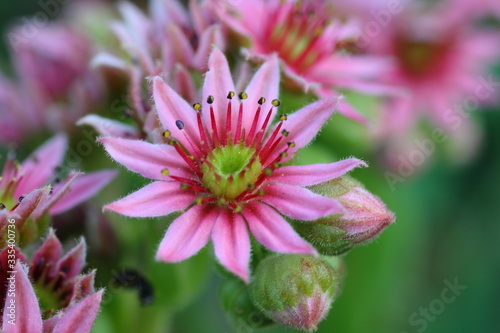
[250,254,341,332]
[294,176,395,255]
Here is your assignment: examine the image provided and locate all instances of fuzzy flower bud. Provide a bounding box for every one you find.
[250,254,341,332]
[295,176,395,255]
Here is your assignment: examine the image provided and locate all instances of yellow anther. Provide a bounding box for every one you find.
[161,169,170,176]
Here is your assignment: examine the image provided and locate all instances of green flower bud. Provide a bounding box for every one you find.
[250,254,341,332]
[294,176,395,255]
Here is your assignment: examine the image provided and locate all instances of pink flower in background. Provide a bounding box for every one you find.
[359,2,500,160]
[212,0,397,122]
[0,24,105,144]
[0,135,116,246]
[0,229,99,323]
[0,260,102,333]
[101,49,366,282]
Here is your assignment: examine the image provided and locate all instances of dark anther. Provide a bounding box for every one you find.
[238,92,248,100]
[207,95,215,104]
[175,120,185,130]
[272,99,281,107]
[258,97,266,105]
[19,196,25,203]
[0,203,5,210]
[61,265,70,273]
[193,103,202,111]
[227,91,235,99]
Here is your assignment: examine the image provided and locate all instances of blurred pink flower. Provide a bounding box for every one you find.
[0,259,102,333]
[101,49,366,282]
[0,135,116,246]
[211,0,397,122]
[0,24,105,144]
[361,3,500,156]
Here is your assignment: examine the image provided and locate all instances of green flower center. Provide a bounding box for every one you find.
[202,143,262,201]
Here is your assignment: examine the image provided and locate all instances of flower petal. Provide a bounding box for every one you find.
[2,261,43,333]
[32,173,82,221]
[49,170,117,215]
[104,181,195,218]
[243,202,316,255]
[77,115,140,138]
[260,184,345,220]
[193,25,226,72]
[29,228,62,281]
[156,205,218,262]
[52,290,103,333]
[14,187,50,226]
[202,48,236,139]
[265,96,340,164]
[15,134,67,198]
[242,55,280,131]
[55,239,86,281]
[99,137,192,179]
[212,210,250,283]
[152,76,200,150]
[269,158,367,186]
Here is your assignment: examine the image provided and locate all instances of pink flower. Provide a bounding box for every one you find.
[0,135,116,246]
[101,49,366,282]
[1,24,105,144]
[0,260,103,333]
[211,0,397,122]
[363,3,500,147]
[0,229,98,324]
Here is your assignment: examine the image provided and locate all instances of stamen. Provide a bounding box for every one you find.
[161,169,170,176]
[209,105,221,147]
[169,140,202,176]
[175,120,184,130]
[0,203,5,210]
[246,104,262,146]
[234,100,244,143]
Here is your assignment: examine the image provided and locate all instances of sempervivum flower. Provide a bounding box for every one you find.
[363,2,500,161]
[1,24,105,144]
[211,0,397,122]
[0,135,116,247]
[0,259,102,333]
[0,229,97,322]
[101,49,366,282]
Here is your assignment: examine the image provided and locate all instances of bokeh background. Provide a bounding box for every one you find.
[1,1,499,333]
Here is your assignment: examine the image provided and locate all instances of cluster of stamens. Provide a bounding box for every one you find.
[265,1,330,72]
[161,92,295,212]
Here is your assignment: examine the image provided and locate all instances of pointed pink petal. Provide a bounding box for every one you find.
[243,202,316,255]
[49,170,117,215]
[212,210,250,283]
[52,290,103,333]
[152,77,200,150]
[266,96,340,163]
[77,115,140,138]
[32,173,81,221]
[309,55,395,80]
[336,99,368,124]
[241,55,280,130]
[2,261,43,333]
[30,228,62,280]
[269,158,367,186]
[13,187,50,226]
[99,137,192,179]
[104,181,195,218]
[193,25,226,72]
[156,205,218,262]
[56,239,86,281]
[165,24,195,67]
[260,184,345,220]
[202,48,236,138]
[15,134,67,198]
[173,64,196,102]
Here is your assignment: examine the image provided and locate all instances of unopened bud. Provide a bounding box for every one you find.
[295,176,395,255]
[250,254,341,332]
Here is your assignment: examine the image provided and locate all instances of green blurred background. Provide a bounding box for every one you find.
[1,1,499,333]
